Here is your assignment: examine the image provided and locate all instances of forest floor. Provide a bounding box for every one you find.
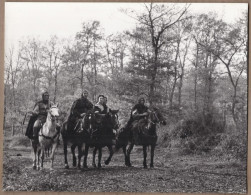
[2,138,247,193]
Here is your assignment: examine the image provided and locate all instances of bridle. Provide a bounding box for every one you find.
[48,106,59,121]
[148,110,165,125]
[110,112,120,129]
[39,107,60,141]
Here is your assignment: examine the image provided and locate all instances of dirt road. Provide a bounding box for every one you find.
[3,145,246,193]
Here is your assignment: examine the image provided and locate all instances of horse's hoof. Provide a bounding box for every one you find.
[33,165,36,170]
[92,163,97,168]
[65,165,69,169]
[144,165,148,169]
[78,165,81,169]
[98,164,102,169]
[37,167,41,171]
[150,164,154,168]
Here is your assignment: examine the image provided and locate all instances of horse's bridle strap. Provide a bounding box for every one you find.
[39,130,60,141]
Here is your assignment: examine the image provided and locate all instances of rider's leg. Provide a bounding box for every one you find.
[33,119,42,141]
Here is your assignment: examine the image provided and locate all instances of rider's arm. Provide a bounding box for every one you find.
[140,112,149,117]
[32,104,39,116]
[131,108,139,119]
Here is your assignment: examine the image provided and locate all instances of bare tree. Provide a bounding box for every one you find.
[124,3,190,105]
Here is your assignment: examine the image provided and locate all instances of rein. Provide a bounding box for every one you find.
[39,130,60,141]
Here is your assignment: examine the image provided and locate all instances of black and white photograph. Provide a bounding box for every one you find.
[3,2,248,193]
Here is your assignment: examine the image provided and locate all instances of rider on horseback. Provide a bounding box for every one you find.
[67,90,93,132]
[94,95,106,114]
[123,97,149,142]
[31,91,60,142]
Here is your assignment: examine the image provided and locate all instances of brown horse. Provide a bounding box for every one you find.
[91,109,120,167]
[116,107,166,168]
[31,104,60,170]
[61,111,91,169]
[83,109,119,169]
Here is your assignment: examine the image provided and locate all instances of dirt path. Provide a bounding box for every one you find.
[3,146,246,193]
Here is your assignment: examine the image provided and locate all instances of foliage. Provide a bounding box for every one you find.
[4,5,247,162]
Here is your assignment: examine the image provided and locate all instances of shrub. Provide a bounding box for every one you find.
[8,135,30,149]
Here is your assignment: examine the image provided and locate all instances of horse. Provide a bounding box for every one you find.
[83,109,119,169]
[92,109,120,167]
[116,107,166,168]
[31,104,60,170]
[61,111,91,169]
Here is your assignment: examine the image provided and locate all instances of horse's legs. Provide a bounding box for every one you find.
[83,145,89,168]
[92,147,97,168]
[143,145,148,169]
[71,144,77,167]
[50,142,58,169]
[77,145,82,169]
[37,148,40,170]
[150,144,155,168]
[40,148,44,170]
[63,140,69,169]
[98,147,102,169]
[32,142,37,170]
[105,145,114,165]
[126,143,134,167]
[122,146,127,166]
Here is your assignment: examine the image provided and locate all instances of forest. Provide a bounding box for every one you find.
[4,3,247,161]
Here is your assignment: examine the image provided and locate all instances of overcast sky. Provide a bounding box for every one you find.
[5,3,248,50]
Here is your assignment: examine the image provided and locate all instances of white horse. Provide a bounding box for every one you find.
[31,104,60,170]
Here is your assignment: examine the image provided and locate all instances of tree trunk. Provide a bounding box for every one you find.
[54,68,58,103]
[232,85,238,125]
[81,62,84,92]
[149,48,158,106]
[178,69,184,115]
[94,40,97,101]
[169,40,180,111]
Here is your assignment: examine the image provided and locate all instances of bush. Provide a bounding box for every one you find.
[8,135,30,149]
[160,108,247,161]
[162,110,226,155]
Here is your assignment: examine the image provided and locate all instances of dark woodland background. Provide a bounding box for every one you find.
[4,4,247,161]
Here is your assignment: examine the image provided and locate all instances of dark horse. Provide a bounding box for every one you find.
[83,109,119,169]
[61,111,91,169]
[116,107,166,168]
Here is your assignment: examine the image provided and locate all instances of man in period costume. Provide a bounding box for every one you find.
[25,91,56,141]
[123,97,149,138]
[67,90,93,132]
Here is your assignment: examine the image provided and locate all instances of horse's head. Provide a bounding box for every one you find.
[148,107,166,126]
[49,104,60,121]
[107,109,120,130]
